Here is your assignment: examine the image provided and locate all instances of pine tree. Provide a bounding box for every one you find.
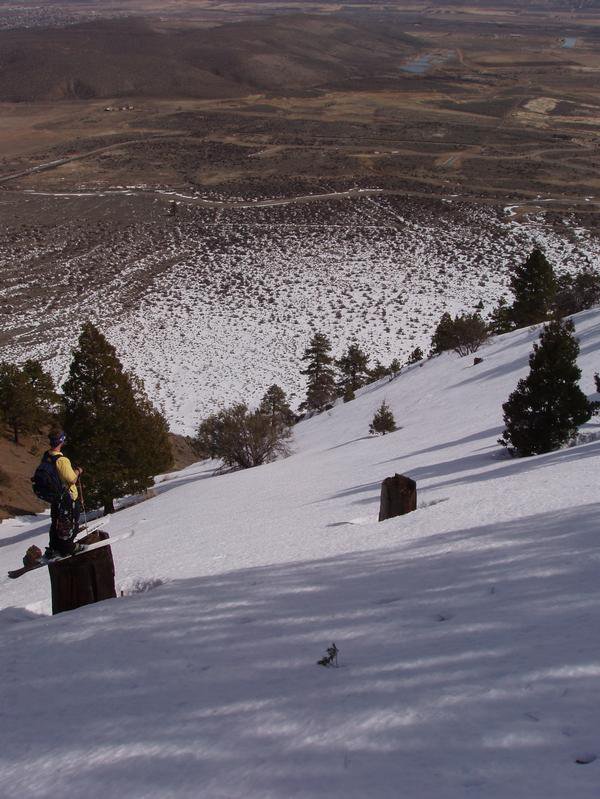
[62,322,173,513]
[430,312,488,357]
[389,358,402,378]
[430,312,454,355]
[499,317,596,456]
[368,360,389,384]
[22,360,59,410]
[335,342,370,396]
[299,332,337,413]
[369,400,397,435]
[450,313,489,356]
[488,295,513,334]
[259,384,294,425]
[342,385,355,403]
[129,376,174,481]
[555,266,600,316]
[0,360,57,443]
[407,347,423,365]
[508,248,557,327]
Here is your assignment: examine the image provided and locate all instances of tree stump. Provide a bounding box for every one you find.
[48,530,116,615]
[378,474,417,522]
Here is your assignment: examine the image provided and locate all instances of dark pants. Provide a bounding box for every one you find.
[50,495,82,555]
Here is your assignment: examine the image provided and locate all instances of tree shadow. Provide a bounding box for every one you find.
[0,516,48,549]
[3,503,600,796]
[375,426,504,464]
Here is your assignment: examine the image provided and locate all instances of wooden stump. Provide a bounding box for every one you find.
[49,530,116,615]
[378,473,417,522]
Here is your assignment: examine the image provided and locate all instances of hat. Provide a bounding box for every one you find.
[49,431,66,447]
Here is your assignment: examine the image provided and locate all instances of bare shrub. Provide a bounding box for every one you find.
[194,403,292,470]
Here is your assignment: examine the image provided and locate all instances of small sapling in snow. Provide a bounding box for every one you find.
[317,642,339,667]
[369,401,397,435]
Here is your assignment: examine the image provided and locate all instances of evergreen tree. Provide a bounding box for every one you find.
[594,372,600,394]
[369,400,397,436]
[508,248,557,327]
[368,360,389,384]
[488,295,513,334]
[342,385,355,403]
[129,375,174,482]
[22,360,59,410]
[62,322,173,514]
[259,384,294,426]
[407,347,424,365]
[430,312,488,357]
[499,317,597,456]
[450,313,489,356]
[335,342,370,396]
[299,332,337,413]
[0,360,57,443]
[389,358,402,378]
[555,266,600,316]
[430,312,454,355]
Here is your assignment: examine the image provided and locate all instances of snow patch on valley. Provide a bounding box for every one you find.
[1,195,599,433]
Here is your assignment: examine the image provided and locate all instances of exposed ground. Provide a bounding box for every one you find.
[0,426,197,520]
[1,3,599,431]
[0,8,599,206]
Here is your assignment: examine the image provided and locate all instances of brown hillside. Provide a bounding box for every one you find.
[0,15,420,101]
[0,429,47,521]
[0,427,198,522]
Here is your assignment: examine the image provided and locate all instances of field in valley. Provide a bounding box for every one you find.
[1,1,599,428]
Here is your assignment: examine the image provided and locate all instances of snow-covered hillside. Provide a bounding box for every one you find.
[1,309,600,798]
[2,192,599,432]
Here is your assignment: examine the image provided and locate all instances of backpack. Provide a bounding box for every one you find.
[31,453,65,503]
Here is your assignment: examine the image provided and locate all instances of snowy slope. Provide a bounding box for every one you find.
[1,309,600,798]
[2,193,599,433]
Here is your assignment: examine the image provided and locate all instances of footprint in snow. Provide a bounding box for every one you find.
[418,497,450,510]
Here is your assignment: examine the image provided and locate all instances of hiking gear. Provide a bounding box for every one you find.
[23,545,43,568]
[44,542,85,560]
[49,496,81,553]
[7,518,130,580]
[31,452,66,503]
[78,479,88,532]
[49,431,66,447]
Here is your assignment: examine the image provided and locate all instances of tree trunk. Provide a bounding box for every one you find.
[378,474,417,522]
[13,423,19,444]
[48,530,116,615]
[103,497,115,515]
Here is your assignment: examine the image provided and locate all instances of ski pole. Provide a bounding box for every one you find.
[78,477,88,531]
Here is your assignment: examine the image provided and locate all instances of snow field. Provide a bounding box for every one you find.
[2,194,599,432]
[1,308,600,797]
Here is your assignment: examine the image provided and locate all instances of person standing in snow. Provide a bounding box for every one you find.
[45,430,84,556]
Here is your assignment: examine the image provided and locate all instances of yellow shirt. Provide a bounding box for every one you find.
[49,449,79,500]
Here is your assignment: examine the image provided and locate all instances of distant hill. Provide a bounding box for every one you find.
[0,15,420,101]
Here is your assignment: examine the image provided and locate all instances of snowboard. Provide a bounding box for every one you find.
[7,518,132,580]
